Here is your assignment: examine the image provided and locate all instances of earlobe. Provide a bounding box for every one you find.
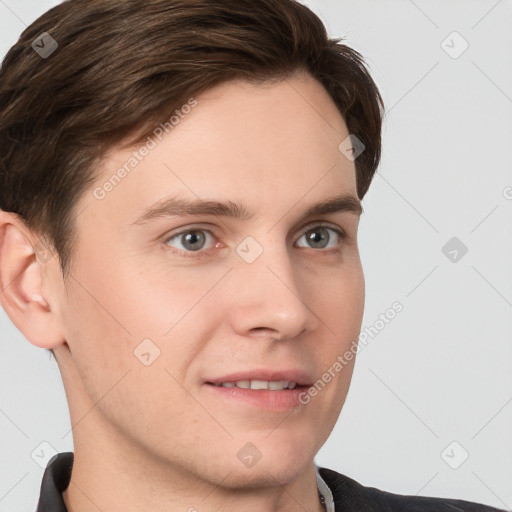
[0,212,65,349]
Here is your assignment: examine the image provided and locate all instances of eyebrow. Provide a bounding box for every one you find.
[130,193,363,226]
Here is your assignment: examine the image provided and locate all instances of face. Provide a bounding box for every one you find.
[47,70,365,487]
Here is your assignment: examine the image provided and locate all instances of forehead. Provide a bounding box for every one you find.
[77,71,357,231]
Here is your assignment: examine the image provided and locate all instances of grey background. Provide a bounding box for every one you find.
[0,0,511,511]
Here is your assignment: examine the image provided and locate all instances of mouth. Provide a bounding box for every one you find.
[206,380,302,390]
[203,370,314,411]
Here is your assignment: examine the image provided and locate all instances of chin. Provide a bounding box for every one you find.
[221,430,317,488]
[219,454,312,490]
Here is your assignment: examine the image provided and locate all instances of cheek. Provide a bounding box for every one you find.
[122,259,225,337]
[306,259,363,418]
[314,257,365,334]
[60,282,131,399]
[60,272,201,444]
[59,258,219,399]
[59,258,155,402]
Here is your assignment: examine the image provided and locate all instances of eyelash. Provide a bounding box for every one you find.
[162,223,347,259]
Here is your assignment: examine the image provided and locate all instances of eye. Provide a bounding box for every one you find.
[164,228,216,256]
[295,225,346,251]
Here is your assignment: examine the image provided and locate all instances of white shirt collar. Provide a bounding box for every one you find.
[315,465,335,512]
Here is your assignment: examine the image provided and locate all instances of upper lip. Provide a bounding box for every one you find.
[205,369,314,386]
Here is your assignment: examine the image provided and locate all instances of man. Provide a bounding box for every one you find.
[0,1,506,511]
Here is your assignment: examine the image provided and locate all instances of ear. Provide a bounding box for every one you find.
[0,211,65,349]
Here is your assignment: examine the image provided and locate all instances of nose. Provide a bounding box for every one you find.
[226,236,320,342]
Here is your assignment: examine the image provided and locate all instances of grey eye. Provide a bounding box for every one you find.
[166,229,213,252]
[296,226,342,250]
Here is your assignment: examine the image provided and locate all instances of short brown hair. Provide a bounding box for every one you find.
[0,0,384,277]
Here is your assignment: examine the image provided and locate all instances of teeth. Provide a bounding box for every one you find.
[219,380,298,390]
[251,380,268,390]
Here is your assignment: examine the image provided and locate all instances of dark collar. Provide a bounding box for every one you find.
[317,466,506,511]
[36,452,73,512]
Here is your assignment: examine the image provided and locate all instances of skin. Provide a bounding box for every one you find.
[0,70,365,512]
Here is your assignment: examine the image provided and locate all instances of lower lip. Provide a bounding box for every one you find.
[204,384,309,411]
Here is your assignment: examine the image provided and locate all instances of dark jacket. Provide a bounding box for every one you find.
[36,452,506,511]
